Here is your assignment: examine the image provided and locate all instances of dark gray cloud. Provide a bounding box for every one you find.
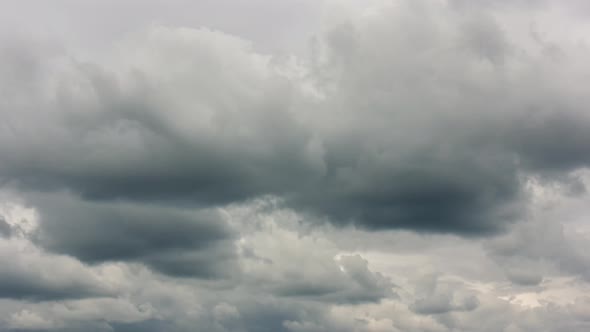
[0,30,322,207]
[0,275,107,302]
[0,216,12,238]
[509,111,590,172]
[2,1,590,330]
[288,0,590,234]
[290,148,523,234]
[30,194,237,278]
[2,0,590,238]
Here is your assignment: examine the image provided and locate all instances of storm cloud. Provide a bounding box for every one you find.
[2,1,590,236]
[1,0,590,331]
[29,193,238,278]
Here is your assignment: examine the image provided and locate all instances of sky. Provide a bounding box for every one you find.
[1,0,590,331]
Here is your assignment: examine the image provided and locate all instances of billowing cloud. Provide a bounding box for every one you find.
[29,193,237,278]
[2,1,590,235]
[235,204,394,304]
[1,0,590,331]
[0,240,113,301]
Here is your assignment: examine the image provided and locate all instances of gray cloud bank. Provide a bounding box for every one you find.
[1,0,590,331]
[3,1,590,236]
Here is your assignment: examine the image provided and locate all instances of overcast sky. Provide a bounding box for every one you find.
[1,0,590,331]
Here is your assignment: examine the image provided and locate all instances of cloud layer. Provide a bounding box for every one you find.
[1,0,590,331]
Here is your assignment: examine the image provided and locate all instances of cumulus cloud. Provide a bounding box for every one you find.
[236,206,394,304]
[484,175,590,284]
[2,1,590,236]
[1,0,590,331]
[410,274,479,315]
